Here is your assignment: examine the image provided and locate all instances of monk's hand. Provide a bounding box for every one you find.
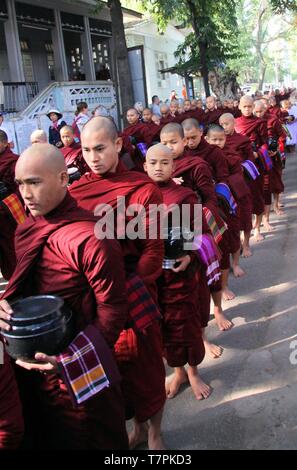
[171,255,191,273]
[173,177,184,185]
[253,152,259,159]
[268,150,277,157]
[16,353,58,374]
[0,300,13,331]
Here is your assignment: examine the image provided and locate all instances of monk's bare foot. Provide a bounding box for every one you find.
[242,246,252,258]
[128,423,148,449]
[274,207,285,216]
[148,434,166,450]
[214,308,233,331]
[253,230,264,242]
[232,265,245,277]
[204,339,223,359]
[263,222,275,232]
[187,369,212,400]
[222,288,236,301]
[166,368,188,399]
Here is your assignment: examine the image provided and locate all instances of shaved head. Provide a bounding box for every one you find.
[253,100,266,118]
[30,129,47,144]
[15,144,68,216]
[144,144,175,182]
[219,113,235,135]
[220,113,234,122]
[240,95,254,116]
[182,118,200,131]
[82,116,118,142]
[160,122,184,139]
[240,95,254,106]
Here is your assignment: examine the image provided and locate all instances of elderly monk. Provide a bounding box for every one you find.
[0,352,24,449]
[235,96,267,242]
[144,144,211,400]
[0,144,129,450]
[69,117,166,450]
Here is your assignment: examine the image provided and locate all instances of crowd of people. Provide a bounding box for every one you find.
[0,87,296,450]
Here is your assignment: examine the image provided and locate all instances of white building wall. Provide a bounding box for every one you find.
[125,21,187,105]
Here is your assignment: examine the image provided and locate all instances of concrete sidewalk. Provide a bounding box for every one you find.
[161,152,297,450]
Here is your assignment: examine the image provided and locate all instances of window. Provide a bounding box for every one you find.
[45,42,55,81]
[155,52,169,88]
[20,39,34,82]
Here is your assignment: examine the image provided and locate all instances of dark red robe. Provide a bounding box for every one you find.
[186,137,230,183]
[2,193,129,450]
[70,163,166,422]
[157,180,205,367]
[60,142,88,175]
[265,111,286,194]
[203,108,225,127]
[0,352,24,450]
[235,115,268,213]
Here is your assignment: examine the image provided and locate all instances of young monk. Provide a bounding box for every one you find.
[144,143,211,400]
[206,124,250,281]
[160,121,232,335]
[0,130,19,194]
[0,144,129,450]
[181,119,238,302]
[253,100,273,232]
[219,113,254,258]
[60,125,88,175]
[204,96,225,126]
[69,117,166,450]
[0,352,24,449]
[235,96,267,242]
[142,108,153,123]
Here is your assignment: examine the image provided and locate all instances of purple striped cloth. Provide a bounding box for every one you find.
[259,145,273,171]
[215,183,238,215]
[193,234,221,285]
[241,160,260,180]
[136,142,148,158]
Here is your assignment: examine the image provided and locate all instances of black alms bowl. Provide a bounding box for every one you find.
[1,295,74,362]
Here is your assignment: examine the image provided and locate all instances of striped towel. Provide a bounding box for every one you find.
[126,273,161,332]
[57,330,110,405]
[193,234,221,285]
[1,194,26,224]
[215,183,238,215]
[203,207,227,245]
[241,160,260,180]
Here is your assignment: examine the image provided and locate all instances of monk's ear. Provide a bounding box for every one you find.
[60,170,69,188]
[115,136,123,153]
[143,161,147,173]
[182,137,187,146]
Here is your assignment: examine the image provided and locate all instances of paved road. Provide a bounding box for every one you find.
[160,151,297,450]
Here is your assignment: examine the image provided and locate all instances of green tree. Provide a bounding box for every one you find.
[140,0,241,96]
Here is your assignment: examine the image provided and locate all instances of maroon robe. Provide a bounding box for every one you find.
[235,115,268,213]
[0,353,24,450]
[186,137,230,183]
[60,142,88,175]
[70,163,166,422]
[265,111,286,194]
[269,105,282,119]
[157,180,205,367]
[0,204,17,280]
[203,108,225,126]
[2,193,129,450]
[0,147,18,194]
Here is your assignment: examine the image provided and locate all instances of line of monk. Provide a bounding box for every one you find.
[0,89,289,450]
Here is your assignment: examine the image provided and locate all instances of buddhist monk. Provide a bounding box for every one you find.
[219,113,254,258]
[60,125,88,175]
[0,352,24,449]
[235,96,267,242]
[0,144,129,450]
[253,100,273,232]
[69,117,166,450]
[160,121,232,336]
[0,130,18,194]
[204,96,225,126]
[144,143,211,400]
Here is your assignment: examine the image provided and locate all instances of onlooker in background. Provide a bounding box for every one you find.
[151,95,161,117]
[47,109,66,148]
[170,90,178,101]
[72,102,89,141]
[30,129,47,144]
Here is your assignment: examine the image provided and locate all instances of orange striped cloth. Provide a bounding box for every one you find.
[1,194,26,225]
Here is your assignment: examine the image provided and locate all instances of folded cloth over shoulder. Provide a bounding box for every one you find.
[215,183,238,215]
[241,160,260,180]
[1,193,26,224]
[203,207,227,245]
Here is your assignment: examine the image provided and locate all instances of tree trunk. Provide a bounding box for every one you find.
[108,0,134,126]
[258,62,267,91]
[199,41,211,97]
